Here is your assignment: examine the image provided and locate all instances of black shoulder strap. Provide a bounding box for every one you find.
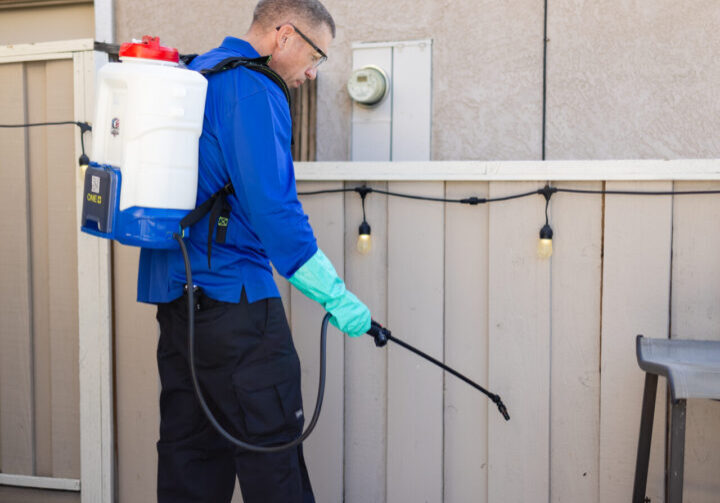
[200,55,291,109]
[179,53,198,66]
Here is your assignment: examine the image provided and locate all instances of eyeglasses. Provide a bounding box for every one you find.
[276,23,328,68]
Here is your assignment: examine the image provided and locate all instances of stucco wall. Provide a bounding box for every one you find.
[546,0,720,159]
[115,0,720,162]
[0,3,94,45]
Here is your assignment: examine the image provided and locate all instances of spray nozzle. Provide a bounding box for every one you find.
[493,396,511,421]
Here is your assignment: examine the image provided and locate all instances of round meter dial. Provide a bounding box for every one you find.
[347,65,388,106]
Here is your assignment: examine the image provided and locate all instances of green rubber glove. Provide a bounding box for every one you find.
[289,249,371,337]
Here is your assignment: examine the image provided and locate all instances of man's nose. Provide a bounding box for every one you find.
[305,66,318,80]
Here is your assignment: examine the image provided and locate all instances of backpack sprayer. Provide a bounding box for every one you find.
[80,36,509,454]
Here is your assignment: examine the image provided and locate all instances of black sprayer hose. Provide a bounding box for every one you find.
[174,232,328,453]
[174,232,509,452]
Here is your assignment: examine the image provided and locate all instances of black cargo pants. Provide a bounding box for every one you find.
[155,289,315,503]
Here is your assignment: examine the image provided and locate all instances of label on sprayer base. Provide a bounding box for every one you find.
[80,162,190,249]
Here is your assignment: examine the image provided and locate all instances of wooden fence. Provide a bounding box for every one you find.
[112,163,720,502]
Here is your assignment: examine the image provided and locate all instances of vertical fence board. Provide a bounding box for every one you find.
[0,61,35,476]
[45,58,80,479]
[550,182,603,502]
[344,181,388,503]
[670,181,720,501]
[444,181,490,503]
[600,181,672,503]
[25,60,52,477]
[114,244,159,503]
[488,181,550,503]
[294,183,345,503]
[386,181,444,503]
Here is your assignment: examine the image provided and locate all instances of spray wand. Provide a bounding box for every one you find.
[367,320,510,421]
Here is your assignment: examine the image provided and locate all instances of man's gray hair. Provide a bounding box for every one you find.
[253,0,336,37]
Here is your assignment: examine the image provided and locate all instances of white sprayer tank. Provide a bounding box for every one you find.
[92,36,207,213]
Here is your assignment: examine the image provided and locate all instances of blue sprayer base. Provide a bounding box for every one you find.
[80,162,191,249]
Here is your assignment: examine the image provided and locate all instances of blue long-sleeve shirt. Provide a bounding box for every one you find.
[137,37,318,304]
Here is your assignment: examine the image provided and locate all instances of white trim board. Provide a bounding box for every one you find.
[0,39,94,59]
[0,474,81,492]
[94,0,114,44]
[294,159,720,181]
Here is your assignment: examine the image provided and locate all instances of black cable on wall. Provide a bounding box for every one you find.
[542,0,549,160]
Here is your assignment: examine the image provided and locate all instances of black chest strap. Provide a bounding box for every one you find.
[178,54,292,269]
[179,182,234,269]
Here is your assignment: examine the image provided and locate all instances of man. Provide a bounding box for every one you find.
[137,1,371,501]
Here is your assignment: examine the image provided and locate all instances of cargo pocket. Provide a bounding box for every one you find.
[232,353,304,439]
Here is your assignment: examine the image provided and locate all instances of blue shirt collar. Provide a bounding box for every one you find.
[219,37,262,57]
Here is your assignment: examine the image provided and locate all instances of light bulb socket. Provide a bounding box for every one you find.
[539,223,553,240]
[358,220,371,236]
[78,153,90,168]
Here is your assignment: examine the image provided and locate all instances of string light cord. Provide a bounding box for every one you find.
[298,183,720,204]
[0,120,89,129]
[539,185,556,226]
[297,185,540,204]
[0,121,92,164]
[358,186,369,222]
[555,187,720,196]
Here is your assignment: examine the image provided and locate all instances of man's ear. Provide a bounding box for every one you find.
[275,24,294,49]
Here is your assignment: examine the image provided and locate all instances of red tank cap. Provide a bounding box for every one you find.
[119,36,179,63]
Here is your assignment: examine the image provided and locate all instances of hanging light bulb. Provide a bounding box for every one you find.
[537,223,553,259]
[355,185,373,255]
[357,220,372,255]
[78,153,90,174]
[536,184,556,259]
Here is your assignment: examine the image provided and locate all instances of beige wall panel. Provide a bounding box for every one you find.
[430,0,544,161]
[550,182,602,502]
[25,60,53,477]
[294,183,345,503]
[487,181,550,503]
[0,4,94,45]
[0,61,34,476]
[443,181,489,503]
[43,58,81,479]
[386,181,444,503]
[600,181,672,502]
[669,181,720,501]
[343,182,388,503]
[116,0,720,161]
[0,486,79,503]
[113,244,160,503]
[115,0,255,56]
[546,1,720,159]
[318,0,545,161]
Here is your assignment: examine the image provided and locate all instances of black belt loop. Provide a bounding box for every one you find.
[183,283,202,311]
